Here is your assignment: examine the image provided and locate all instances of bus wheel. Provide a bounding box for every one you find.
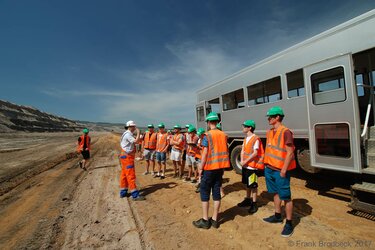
[230,145,243,174]
[297,149,321,174]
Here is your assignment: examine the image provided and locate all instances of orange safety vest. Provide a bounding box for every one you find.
[144,131,157,150]
[204,129,230,170]
[172,133,184,151]
[187,134,199,156]
[77,135,90,152]
[156,132,168,152]
[264,125,296,170]
[242,134,265,170]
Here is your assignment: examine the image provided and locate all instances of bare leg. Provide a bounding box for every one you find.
[274,194,282,213]
[202,201,209,220]
[212,200,221,221]
[285,200,293,220]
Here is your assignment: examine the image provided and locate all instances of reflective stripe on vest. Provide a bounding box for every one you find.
[156,132,168,152]
[264,125,296,170]
[243,135,264,170]
[77,135,90,152]
[144,131,157,150]
[204,129,230,170]
[172,134,184,151]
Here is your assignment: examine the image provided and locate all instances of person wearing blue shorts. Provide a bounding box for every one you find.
[263,106,296,238]
[192,112,230,230]
[155,123,169,179]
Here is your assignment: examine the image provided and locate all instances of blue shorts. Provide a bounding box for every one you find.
[156,152,166,162]
[200,169,224,202]
[265,166,291,200]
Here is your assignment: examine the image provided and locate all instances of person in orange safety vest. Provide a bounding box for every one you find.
[119,120,145,201]
[155,122,169,179]
[142,124,157,176]
[262,106,296,237]
[77,128,91,171]
[237,120,264,214]
[193,112,230,230]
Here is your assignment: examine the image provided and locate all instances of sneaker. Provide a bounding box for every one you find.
[195,187,200,193]
[191,179,197,184]
[143,171,149,175]
[133,195,146,201]
[192,218,211,229]
[281,223,294,237]
[263,215,283,223]
[209,218,219,229]
[237,198,252,207]
[179,175,184,180]
[183,177,191,182]
[160,175,165,180]
[174,173,179,178]
[79,161,83,169]
[248,203,258,214]
[120,190,128,198]
[154,173,160,178]
[151,171,155,176]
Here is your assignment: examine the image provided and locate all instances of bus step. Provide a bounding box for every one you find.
[363,167,375,175]
[351,182,375,194]
[349,199,375,215]
[350,182,375,215]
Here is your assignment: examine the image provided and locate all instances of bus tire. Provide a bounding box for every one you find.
[296,148,321,174]
[230,145,243,174]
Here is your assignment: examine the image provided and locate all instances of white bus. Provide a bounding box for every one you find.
[195,10,375,214]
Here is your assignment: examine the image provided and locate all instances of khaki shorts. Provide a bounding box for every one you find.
[186,155,197,168]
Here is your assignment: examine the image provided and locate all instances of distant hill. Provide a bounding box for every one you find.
[0,100,84,133]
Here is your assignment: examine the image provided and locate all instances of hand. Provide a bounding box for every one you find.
[280,169,286,178]
[135,128,140,135]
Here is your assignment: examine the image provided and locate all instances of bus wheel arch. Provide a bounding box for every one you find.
[230,144,243,174]
[296,148,321,174]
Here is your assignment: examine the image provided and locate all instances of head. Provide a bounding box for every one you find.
[167,129,172,134]
[158,123,165,133]
[174,124,181,134]
[147,124,155,133]
[205,112,220,129]
[266,106,284,126]
[242,120,255,134]
[188,126,196,135]
[126,120,137,132]
[83,128,89,135]
[197,128,205,138]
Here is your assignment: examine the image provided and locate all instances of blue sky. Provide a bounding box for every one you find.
[0,1,374,127]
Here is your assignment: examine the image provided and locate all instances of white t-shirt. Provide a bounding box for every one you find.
[244,134,259,170]
[121,130,135,153]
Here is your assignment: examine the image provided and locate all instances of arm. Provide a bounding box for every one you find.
[134,128,140,144]
[280,145,294,177]
[241,149,258,166]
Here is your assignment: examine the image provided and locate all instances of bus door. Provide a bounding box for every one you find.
[196,101,206,129]
[304,54,361,173]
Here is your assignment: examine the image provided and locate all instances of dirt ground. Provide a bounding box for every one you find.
[0,132,374,250]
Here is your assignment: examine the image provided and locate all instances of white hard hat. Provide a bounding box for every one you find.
[126,120,136,127]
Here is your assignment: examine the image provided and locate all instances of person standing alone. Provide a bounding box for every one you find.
[77,128,91,171]
[119,121,145,201]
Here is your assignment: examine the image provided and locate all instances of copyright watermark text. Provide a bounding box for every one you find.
[287,239,372,248]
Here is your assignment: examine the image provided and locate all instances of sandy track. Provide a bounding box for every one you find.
[0,132,375,249]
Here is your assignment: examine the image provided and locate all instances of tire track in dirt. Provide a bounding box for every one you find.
[0,133,107,249]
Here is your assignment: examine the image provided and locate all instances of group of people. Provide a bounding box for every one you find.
[77,105,296,237]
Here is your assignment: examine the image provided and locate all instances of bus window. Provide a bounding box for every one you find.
[247,76,282,106]
[196,106,204,122]
[311,66,346,105]
[287,69,305,98]
[355,74,365,97]
[207,98,221,113]
[315,123,350,158]
[222,89,245,111]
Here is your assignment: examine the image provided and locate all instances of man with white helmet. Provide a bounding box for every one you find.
[119,120,145,200]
